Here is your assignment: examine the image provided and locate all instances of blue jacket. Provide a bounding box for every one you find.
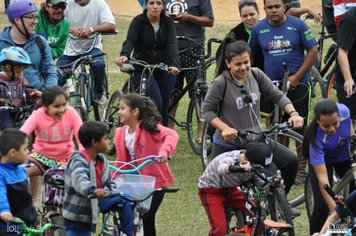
[0,27,58,90]
[0,162,37,228]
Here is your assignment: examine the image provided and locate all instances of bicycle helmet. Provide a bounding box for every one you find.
[7,0,37,23]
[0,46,32,65]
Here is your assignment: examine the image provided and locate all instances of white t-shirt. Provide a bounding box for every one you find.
[124,126,135,161]
[64,0,116,55]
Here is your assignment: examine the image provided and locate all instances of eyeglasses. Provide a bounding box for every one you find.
[48,3,67,10]
[239,86,253,104]
[22,15,39,21]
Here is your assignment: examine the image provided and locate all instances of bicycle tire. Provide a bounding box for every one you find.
[326,71,337,99]
[268,187,295,236]
[186,58,216,155]
[304,174,314,219]
[68,93,88,122]
[104,90,124,156]
[92,71,106,121]
[45,214,66,236]
[309,66,327,123]
[225,207,245,233]
[266,130,306,207]
[102,211,122,236]
[200,121,214,170]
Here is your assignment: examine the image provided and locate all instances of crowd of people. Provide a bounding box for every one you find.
[0,0,356,235]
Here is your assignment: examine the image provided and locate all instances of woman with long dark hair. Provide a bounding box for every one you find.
[303,98,355,234]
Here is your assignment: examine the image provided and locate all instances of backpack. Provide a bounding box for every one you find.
[35,37,45,56]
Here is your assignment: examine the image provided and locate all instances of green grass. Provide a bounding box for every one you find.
[0,12,324,235]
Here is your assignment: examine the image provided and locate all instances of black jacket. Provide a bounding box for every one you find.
[120,10,180,69]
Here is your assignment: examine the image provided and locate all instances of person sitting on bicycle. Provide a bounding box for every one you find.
[115,0,180,127]
[0,129,37,233]
[0,46,41,131]
[56,0,116,106]
[63,121,134,236]
[201,37,303,206]
[198,141,274,236]
[0,0,59,91]
[35,0,70,60]
[313,189,356,236]
[21,86,83,208]
[302,98,355,235]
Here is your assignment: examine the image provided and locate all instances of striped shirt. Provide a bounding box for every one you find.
[333,0,356,27]
[198,150,261,189]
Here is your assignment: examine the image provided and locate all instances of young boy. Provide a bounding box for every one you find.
[0,46,41,130]
[62,121,134,236]
[0,128,37,232]
[198,141,275,236]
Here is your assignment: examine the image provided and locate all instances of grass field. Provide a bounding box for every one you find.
[0,12,327,235]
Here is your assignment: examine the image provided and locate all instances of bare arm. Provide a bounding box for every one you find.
[174,13,214,27]
[286,7,321,23]
[338,47,355,96]
[313,164,337,212]
[289,46,317,87]
[210,117,238,141]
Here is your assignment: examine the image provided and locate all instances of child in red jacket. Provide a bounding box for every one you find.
[114,93,179,236]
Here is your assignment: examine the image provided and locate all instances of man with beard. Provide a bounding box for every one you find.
[56,0,116,106]
[0,0,58,91]
[36,0,69,60]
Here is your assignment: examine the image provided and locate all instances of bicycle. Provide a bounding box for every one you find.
[226,164,294,236]
[304,136,356,219]
[0,82,38,129]
[57,51,108,122]
[0,217,64,236]
[95,155,179,236]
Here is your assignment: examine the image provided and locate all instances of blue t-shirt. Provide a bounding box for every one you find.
[309,103,351,165]
[249,16,317,83]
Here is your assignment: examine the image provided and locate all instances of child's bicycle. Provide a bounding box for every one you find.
[226,164,294,236]
[319,185,356,236]
[94,155,179,236]
[1,217,64,236]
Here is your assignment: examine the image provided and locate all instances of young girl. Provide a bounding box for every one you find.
[114,93,179,236]
[0,46,41,130]
[21,85,83,206]
[302,99,355,234]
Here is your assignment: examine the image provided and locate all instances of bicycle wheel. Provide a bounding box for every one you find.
[68,93,88,121]
[122,76,136,94]
[326,71,337,100]
[268,187,295,236]
[266,130,306,207]
[304,174,314,219]
[186,96,204,155]
[92,72,107,121]
[46,214,66,236]
[102,211,121,236]
[309,66,327,122]
[225,207,245,233]
[205,57,217,85]
[104,90,124,156]
[200,121,214,170]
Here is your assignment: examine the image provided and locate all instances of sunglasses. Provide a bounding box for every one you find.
[48,3,67,10]
[239,86,253,104]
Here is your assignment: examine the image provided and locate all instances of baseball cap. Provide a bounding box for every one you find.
[46,0,66,5]
[245,141,273,166]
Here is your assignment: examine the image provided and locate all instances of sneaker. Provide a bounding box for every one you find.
[94,94,108,109]
[290,207,301,218]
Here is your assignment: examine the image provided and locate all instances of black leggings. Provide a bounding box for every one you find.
[211,140,298,194]
[309,159,354,234]
[142,190,165,236]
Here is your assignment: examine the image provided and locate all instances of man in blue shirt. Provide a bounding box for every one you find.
[249,0,317,128]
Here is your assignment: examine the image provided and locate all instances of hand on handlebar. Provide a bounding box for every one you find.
[169,66,180,76]
[94,188,107,199]
[0,211,13,222]
[157,154,168,163]
[115,56,128,67]
[288,114,304,129]
[307,10,321,24]
[288,74,299,90]
[221,127,238,141]
[77,27,92,38]
[228,161,251,173]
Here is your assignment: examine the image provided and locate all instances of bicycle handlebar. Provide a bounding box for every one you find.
[176,36,222,59]
[57,52,106,75]
[238,122,292,139]
[7,217,65,233]
[109,155,161,174]
[120,59,170,74]
[323,184,345,206]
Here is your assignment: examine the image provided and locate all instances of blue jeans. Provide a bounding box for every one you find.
[56,47,106,98]
[0,110,11,130]
[66,228,91,236]
[133,70,176,126]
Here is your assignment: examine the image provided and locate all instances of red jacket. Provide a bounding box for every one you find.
[114,123,179,188]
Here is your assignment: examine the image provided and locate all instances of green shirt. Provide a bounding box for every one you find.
[35,5,70,59]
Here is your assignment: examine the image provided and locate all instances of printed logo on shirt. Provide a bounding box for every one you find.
[304,29,315,41]
[236,92,258,110]
[267,35,292,56]
[166,0,188,14]
[259,29,270,34]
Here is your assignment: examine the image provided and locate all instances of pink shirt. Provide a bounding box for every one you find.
[20,106,83,160]
[114,123,179,188]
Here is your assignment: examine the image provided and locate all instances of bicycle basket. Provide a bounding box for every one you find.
[112,174,156,214]
[42,167,65,207]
